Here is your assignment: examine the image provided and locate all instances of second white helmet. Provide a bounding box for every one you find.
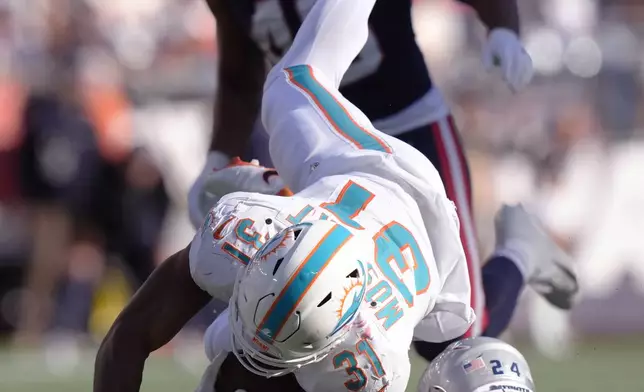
[418,337,536,392]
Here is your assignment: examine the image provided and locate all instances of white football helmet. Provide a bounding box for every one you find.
[418,337,536,392]
[229,220,371,377]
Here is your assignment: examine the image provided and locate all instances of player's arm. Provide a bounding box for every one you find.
[93,244,211,392]
[206,0,265,157]
[457,0,519,33]
[188,0,266,228]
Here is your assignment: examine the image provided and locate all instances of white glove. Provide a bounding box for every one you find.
[188,153,292,229]
[482,28,534,92]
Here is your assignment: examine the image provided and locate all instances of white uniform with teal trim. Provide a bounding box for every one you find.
[190,0,474,390]
[191,173,473,391]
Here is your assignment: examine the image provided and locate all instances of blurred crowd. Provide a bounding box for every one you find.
[0,0,642,365]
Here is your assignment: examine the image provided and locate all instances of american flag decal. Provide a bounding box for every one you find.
[462,357,487,374]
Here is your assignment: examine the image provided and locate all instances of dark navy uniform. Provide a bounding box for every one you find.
[245,0,432,121]
[219,0,486,337]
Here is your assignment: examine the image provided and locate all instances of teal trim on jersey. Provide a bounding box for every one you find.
[257,224,353,340]
[285,64,391,153]
[234,218,263,249]
[222,243,250,265]
[332,351,366,391]
[357,339,385,377]
[366,280,404,329]
[321,181,373,229]
[366,280,393,304]
[286,205,314,225]
[374,222,430,307]
[375,297,404,329]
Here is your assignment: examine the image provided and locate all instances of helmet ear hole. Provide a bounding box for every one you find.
[272,258,285,275]
[254,293,276,326]
[317,292,332,308]
[346,269,359,278]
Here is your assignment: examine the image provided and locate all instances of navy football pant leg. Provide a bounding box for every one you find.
[480,256,524,337]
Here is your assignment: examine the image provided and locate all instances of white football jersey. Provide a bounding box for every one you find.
[191,0,477,388]
[190,173,474,391]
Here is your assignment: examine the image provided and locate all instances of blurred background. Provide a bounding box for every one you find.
[0,0,642,391]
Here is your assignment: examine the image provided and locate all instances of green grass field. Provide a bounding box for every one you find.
[1,338,641,391]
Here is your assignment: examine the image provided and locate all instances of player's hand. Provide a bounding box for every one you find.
[188,155,292,229]
[482,28,534,93]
